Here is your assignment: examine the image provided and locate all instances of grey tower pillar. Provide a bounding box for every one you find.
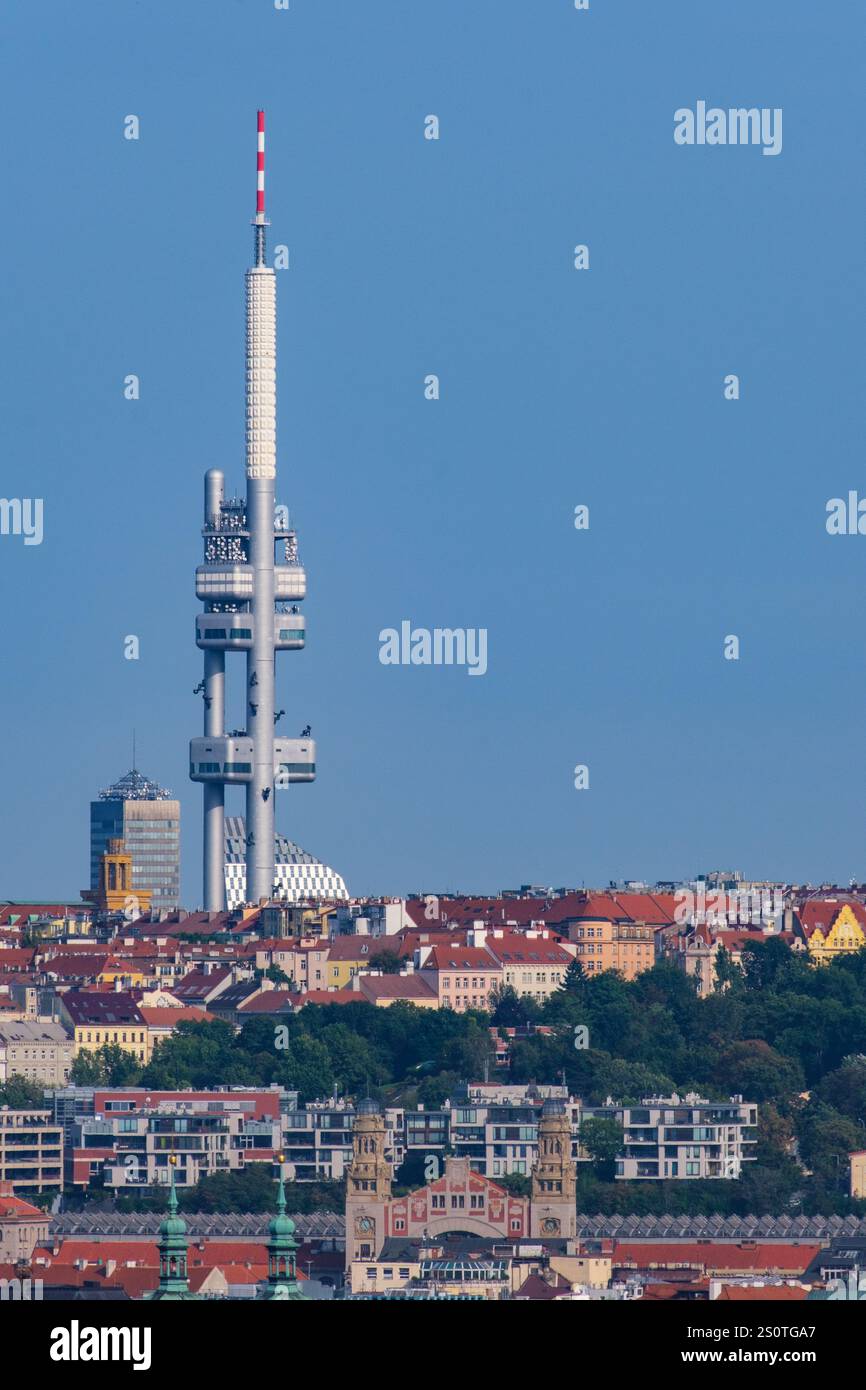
[245,471,276,902]
[202,469,226,911]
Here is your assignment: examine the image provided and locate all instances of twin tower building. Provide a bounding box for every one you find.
[345,1100,578,1270]
[190,112,345,911]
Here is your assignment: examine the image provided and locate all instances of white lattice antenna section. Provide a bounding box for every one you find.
[246,266,276,481]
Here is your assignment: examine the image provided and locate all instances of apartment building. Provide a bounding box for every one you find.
[280,1100,450,1182]
[0,1021,74,1086]
[481,931,573,1002]
[0,1107,63,1195]
[417,946,503,1011]
[68,1088,288,1189]
[58,991,148,1064]
[582,1094,758,1180]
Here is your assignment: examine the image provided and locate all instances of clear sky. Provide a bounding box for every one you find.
[0,0,863,905]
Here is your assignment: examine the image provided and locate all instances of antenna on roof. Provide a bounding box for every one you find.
[132,729,137,772]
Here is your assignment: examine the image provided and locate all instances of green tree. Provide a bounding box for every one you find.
[0,1075,46,1108]
[560,959,587,994]
[797,1101,864,1189]
[714,945,741,992]
[714,1040,805,1103]
[489,985,538,1027]
[272,1033,335,1102]
[264,964,291,985]
[70,1050,107,1085]
[814,1055,866,1125]
[578,1117,623,1180]
[368,950,403,974]
[417,1071,461,1108]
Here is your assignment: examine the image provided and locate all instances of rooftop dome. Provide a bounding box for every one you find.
[542,1098,567,1117]
[98,768,173,802]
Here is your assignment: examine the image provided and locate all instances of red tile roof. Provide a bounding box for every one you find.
[0,1184,46,1219]
[237,990,300,1013]
[796,899,866,937]
[139,1007,215,1026]
[357,975,437,1001]
[483,935,571,965]
[42,954,121,978]
[326,938,399,962]
[294,988,357,1008]
[173,968,233,997]
[716,1285,810,1301]
[0,948,36,970]
[423,946,503,971]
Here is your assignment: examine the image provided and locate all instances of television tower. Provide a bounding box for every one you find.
[190,111,315,910]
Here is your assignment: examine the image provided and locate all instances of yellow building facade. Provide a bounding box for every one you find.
[802,904,866,964]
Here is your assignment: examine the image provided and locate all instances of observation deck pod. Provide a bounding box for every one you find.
[196,612,305,651]
[190,736,316,784]
[195,563,307,603]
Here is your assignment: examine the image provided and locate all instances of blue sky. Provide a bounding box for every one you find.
[0,0,863,904]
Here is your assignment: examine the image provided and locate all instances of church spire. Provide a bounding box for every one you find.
[146,1156,200,1300]
[260,1155,308,1300]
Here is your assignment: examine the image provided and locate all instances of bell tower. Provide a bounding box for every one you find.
[344,1099,391,1270]
[530,1099,577,1238]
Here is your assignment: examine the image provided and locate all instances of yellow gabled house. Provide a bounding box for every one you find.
[795,900,866,964]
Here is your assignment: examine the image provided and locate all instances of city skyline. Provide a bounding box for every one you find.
[0,2,862,907]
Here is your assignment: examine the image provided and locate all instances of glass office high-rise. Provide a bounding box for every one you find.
[90,769,181,912]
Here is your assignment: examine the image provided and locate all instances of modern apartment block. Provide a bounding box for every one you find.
[581,1095,758,1180]
[280,1101,451,1181]
[450,1096,581,1179]
[47,1085,757,1190]
[0,1108,63,1195]
[67,1088,290,1189]
[283,1090,757,1185]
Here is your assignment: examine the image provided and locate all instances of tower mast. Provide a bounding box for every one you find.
[245,108,277,904]
[191,111,315,911]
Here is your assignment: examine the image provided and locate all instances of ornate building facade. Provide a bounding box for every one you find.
[344,1097,577,1269]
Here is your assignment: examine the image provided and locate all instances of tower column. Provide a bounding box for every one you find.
[245,464,276,902]
[203,648,225,911]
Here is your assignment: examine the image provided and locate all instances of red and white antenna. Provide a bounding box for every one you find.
[253,109,268,265]
[256,109,266,219]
